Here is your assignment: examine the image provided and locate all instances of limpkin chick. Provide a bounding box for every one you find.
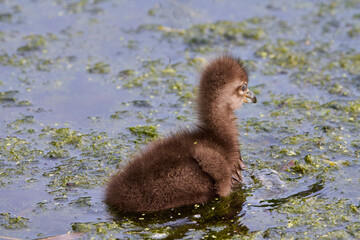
[105,55,257,213]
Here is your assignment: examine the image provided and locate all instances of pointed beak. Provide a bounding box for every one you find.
[244,89,257,103]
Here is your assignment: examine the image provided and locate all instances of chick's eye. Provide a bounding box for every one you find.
[241,84,247,92]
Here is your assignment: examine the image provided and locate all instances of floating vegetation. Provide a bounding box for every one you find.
[255,40,309,69]
[128,125,159,143]
[0,213,29,230]
[116,59,195,101]
[87,61,111,74]
[0,90,18,104]
[141,17,269,51]
[17,34,47,52]
[275,197,359,238]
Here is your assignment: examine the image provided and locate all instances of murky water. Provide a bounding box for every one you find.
[0,0,359,239]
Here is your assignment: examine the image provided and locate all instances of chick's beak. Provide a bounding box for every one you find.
[244,89,257,103]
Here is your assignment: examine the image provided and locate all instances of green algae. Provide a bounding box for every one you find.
[183,20,266,48]
[0,13,12,23]
[345,98,360,118]
[87,61,111,74]
[290,154,338,175]
[117,69,135,80]
[17,34,47,52]
[290,52,360,95]
[0,136,43,186]
[7,115,34,129]
[117,59,195,101]
[63,0,106,14]
[120,60,163,88]
[328,82,349,96]
[243,91,358,179]
[17,100,32,106]
[72,221,123,236]
[0,213,29,230]
[44,149,70,159]
[281,134,317,145]
[265,94,320,110]
[48,128,84,148]
[351,140,360,148]
[0,136,42,162]
[348,25,360,38]
[166,79,195,100]
[276,197,359,238]
[43,156,111,189]
[66,0,88,13]
[0,90,18,104]
[346,222,360,239]
[110,110,131,119]
[243,118,279,133]
[0,52,33,68]
[36,59,54,72]
[141,17,269,52]
[337,53,360,75]
[255,40,309,69]
[128,125,158,143]
[0,127,124,190]
[69,196,92,208]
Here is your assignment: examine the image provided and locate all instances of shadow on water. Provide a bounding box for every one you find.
[103,188,249,239]
[69,171,328,239]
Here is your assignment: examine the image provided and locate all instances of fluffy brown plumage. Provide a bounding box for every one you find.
[105,55,257,213]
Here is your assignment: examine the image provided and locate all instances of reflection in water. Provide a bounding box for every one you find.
[103,189,249,239]
[96,170,324,238]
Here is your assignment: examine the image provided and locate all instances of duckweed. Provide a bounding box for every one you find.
[0,13,12,23]
[128,125,158,143]
[44,158,109,189]
[44,149,70,159]
[183,21,267,47]
[255,40,309,69]
[0,90,18,103]
[87,62,111,74]
[72,221,123,235]
[281,134,313,145]
[17,34,46,52]
[0,136,42,162]
[277,197,359,238]
[290,154,338,174]
[0,53,33,68]
[69,197,92,208]
[348,25,360,37]
[345,98,360,117]
[7,115,34,129]
[167,79,195,100]
[0,213,29,230]
[141,17,269,51]
[110,110,130,119]
[338,53,360,75]
[117,59,195,101]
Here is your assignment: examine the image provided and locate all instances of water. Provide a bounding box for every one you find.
[0,0,359,239]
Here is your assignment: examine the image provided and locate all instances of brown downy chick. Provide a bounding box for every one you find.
[105,55,257,213]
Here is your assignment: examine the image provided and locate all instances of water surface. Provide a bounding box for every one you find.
[0,0,359,239]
